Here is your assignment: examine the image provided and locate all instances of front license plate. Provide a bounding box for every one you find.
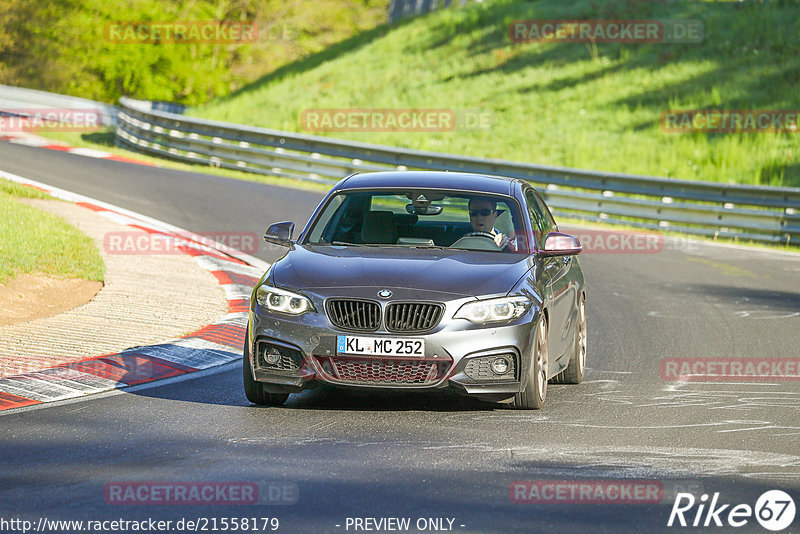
[337,335,425,357]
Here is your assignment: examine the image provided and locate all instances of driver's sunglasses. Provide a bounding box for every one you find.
[469,209,496,217]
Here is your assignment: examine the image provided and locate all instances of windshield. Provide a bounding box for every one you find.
[304,189,528,253]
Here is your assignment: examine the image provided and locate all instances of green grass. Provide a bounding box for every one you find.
[0,179,105,284]
[189,0,800,188]
[0,179,49,199]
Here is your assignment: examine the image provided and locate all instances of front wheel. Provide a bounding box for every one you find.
[512,316,548,410]
[243,330,289,406]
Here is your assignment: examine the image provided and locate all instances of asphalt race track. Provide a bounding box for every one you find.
[2,141,799,533]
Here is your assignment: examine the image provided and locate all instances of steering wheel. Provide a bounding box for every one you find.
[463,231,496,239]
[450,231,503,251]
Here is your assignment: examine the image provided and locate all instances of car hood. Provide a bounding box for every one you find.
[271,245,534,298]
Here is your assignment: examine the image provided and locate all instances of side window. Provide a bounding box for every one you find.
[525,190,546,247]
[308,194,344,243]
[533,190,558,235]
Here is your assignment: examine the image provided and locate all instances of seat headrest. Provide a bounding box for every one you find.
[495,209,515,236]
[361,211,398,244]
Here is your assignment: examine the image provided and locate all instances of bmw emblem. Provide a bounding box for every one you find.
[377,289,393,299]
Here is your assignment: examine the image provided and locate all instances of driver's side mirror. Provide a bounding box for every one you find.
[540,232,582,257]
[264,221,295,247]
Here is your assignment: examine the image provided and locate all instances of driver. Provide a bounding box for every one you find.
[468,197,509,249]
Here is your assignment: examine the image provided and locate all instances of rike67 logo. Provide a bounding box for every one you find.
[668,490,796,531]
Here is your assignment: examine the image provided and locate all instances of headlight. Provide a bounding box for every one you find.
[256,285,315,315]
[454,296,530,324]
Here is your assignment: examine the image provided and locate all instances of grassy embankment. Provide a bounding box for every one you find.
[39,1,800,189]
[0,179,104,284]
[31,0,800,250]
[192,0,799,188]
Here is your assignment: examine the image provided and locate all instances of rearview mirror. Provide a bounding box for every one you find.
[264,221,295,247]
[540,232,582,257]
[406,203,443,216]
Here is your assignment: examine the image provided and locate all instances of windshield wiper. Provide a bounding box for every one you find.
[329,242,450,250]
[331,241,368,246]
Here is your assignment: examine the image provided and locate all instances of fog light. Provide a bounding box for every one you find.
[265,347,282,365]
[491,357,510,375]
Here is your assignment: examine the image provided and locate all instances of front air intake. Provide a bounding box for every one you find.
[326,299,381,332]
[385,303,443,333]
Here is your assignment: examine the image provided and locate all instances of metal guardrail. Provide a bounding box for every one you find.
[116,96,800,244]
[121,97,186,116]
[2,85,796,244]
[0,85,118,127]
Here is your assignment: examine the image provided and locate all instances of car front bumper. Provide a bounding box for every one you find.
[247,303,538,402]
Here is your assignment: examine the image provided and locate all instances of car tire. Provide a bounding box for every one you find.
[243,329,289,406]
[512,316,548,410]
[551,294,586,385]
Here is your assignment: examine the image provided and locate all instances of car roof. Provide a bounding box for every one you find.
[338,171,520,196]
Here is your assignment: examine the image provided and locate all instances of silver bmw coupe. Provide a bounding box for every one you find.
[244,171,587,409]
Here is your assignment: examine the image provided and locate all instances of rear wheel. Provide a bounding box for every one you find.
[512,316,548,410]
[243,329,289,406]
[552,295,586,385]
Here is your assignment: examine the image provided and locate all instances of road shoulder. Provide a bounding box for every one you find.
[0,172,266,412]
